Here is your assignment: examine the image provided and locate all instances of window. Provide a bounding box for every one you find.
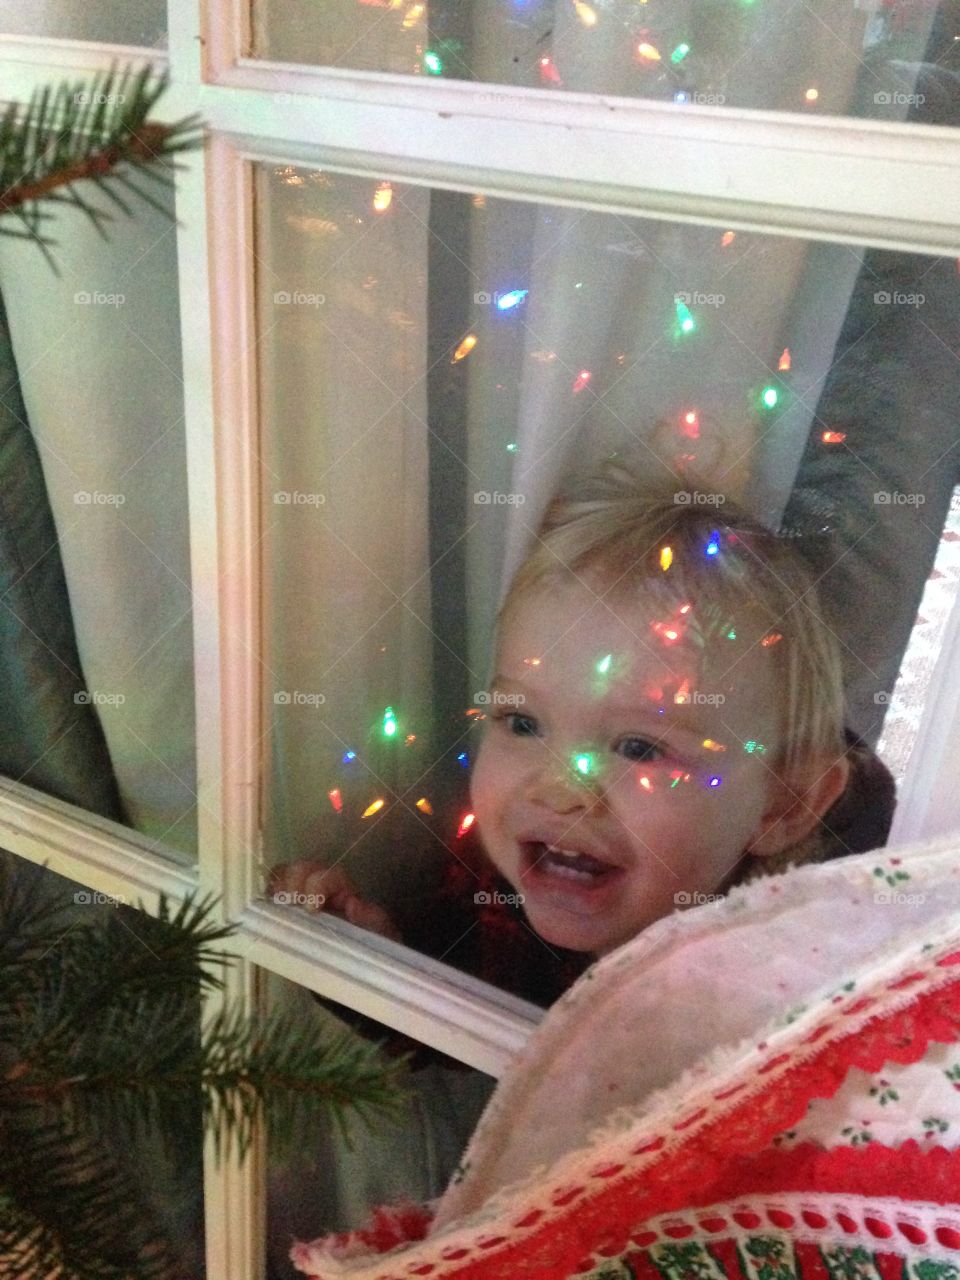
[1,1,959,1274]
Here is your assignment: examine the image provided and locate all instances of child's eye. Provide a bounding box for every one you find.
[617,736,666,763]
[494,712,539,737]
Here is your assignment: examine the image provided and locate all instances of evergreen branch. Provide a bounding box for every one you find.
[0,894,237,1082]
[0,1189,69,1280]
[0,1111,178,1280]
[0,59,204,269]
[200,1001,416,1164]
[1,873,417,1274]
[2,987,203,1170]
[4,990,416,1168]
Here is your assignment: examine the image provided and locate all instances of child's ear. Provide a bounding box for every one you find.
[746,753,851,858]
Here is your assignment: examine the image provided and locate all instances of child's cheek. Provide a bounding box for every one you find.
[468,739,502,833]
[617,775,712,850]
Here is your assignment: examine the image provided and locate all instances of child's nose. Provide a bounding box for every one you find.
[525,755,600,813]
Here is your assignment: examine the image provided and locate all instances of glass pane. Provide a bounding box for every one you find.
[263,968,496,1279]
[251,0,960,126]
[0,0,165,46]
[0,178,196,860]
[254,160,959,980]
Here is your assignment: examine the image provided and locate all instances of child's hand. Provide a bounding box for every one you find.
[266,859,403,942]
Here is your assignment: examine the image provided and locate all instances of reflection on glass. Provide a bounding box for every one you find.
[263,969,496,1276]
[254,160,959,981]
[0,0,166,45]
[252,0,960,125]
[0,180,196,858]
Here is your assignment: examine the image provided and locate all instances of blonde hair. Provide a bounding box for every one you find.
[496,457,848,798]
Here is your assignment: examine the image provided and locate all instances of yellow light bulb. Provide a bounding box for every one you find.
[452,334,478,363]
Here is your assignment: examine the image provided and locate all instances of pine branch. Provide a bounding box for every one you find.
[0,886,238,1079]
[2,985,415,1168]
[200,1001,416,1164]
[0,866,417,1276]
[0,59,204,272]
[0,1112,179,1280]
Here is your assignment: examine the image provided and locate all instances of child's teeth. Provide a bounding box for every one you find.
[540,843,611,880]
[550,863,597,881]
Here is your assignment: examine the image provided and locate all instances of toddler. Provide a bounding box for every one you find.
[270,459,866,967]
[279,459,916,1280]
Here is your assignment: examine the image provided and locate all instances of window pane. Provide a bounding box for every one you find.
[263,967,496,1277]
[251,0,959,126]
[0,179,196,860]
[0,0,165,46]
[254,160,959,987]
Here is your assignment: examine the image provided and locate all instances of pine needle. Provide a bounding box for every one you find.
[0,59,204,270]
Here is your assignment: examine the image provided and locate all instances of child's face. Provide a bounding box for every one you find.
[470,576,786,958]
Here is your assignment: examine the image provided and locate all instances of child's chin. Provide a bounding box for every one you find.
[527,911,607,954]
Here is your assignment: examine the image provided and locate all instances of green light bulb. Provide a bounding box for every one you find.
[675,300,696,335]
[596,653,612,675]
[574,753,594,776]
[383,706,398,737]
[424,50,443,74]
[671,42,691,63]
[761,386,779,409]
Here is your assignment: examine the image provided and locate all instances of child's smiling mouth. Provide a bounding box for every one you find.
[517,839,628,909]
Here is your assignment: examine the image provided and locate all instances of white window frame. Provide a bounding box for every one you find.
[1,2,959,1274]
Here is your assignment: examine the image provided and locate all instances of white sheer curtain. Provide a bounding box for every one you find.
[0,184,197,856]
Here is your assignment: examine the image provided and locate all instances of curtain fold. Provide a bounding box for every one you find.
[0,180,197,859]
[0,282,124,821]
